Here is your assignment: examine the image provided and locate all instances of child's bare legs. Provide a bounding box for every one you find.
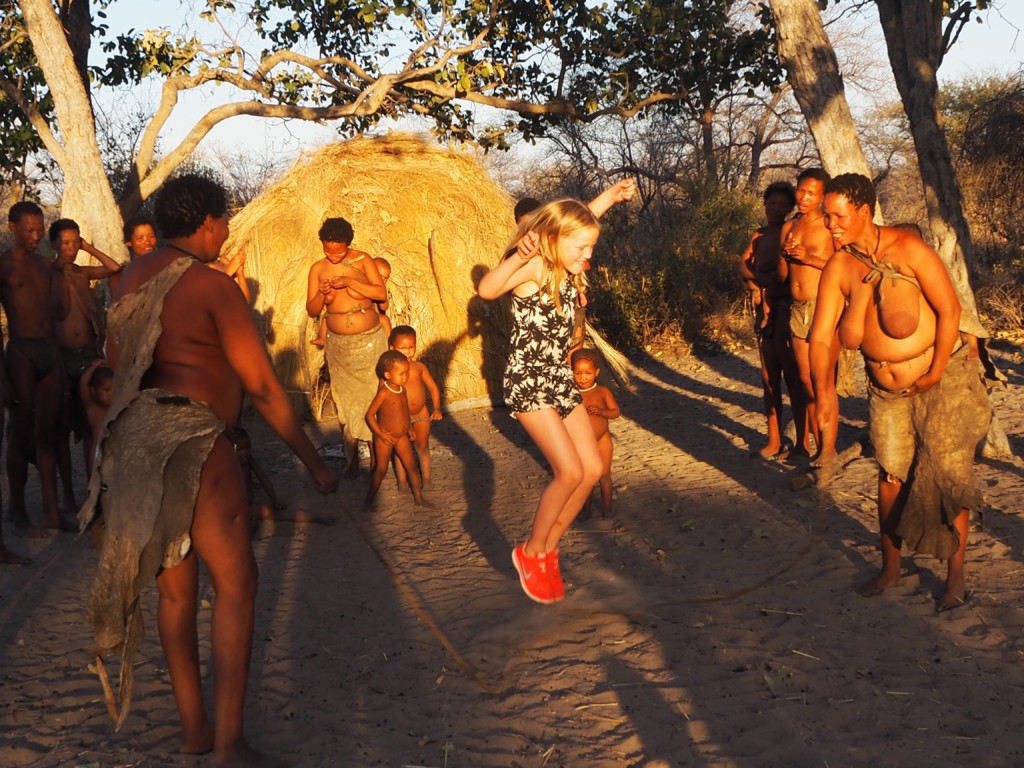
[596,432,614,517]
[365,437,394,507]
[412,420,432,488]
[311,317,327,348]
[251,503,333,525]
[517,406,602,555]
[393,435,429,506]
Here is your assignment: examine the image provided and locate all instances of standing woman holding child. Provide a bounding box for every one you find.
[478,198,608,604]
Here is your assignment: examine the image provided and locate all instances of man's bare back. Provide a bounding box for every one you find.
[116,252,247,424]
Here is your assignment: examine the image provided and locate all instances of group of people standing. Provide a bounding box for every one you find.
[0,205,158,564]
[1,164,988,764]
[743,170,990,613]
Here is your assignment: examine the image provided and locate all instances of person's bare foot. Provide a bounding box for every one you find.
[937,574,967,612]
[12,519,51,539]
[213,743,288,767]
[810,448,838,470]
[413,496,435,509]
[180,723,214,755]
[0,546,31,565]
[754,442,785,460]
[857,571,900,597]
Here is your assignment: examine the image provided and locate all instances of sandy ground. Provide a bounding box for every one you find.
[3,340,1024,768]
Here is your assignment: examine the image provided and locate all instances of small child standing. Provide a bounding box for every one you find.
[571,348,621,519]
[388,325,442,489]
[364,350,429,509]
[79,360,114,478]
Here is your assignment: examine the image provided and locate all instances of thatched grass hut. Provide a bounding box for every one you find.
[224,134,513,417]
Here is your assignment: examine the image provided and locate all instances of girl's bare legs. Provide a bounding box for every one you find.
[516,405,602,555]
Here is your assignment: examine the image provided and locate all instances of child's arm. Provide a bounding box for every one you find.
[419,363,443,421]
[599,386,621,420]
[250,456,285,510]
[364,389,396,445]
[79,358,108,406]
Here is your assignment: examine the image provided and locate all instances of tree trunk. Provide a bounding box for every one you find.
[874,0,1007,457]
[19,0,126,260]
[767,0,873,180]
[768,0,867,395]
[873,0,985,339]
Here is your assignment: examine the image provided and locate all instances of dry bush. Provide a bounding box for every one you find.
[977,282,1024,340]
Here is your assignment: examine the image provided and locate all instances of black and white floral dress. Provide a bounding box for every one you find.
[504,276,582,419]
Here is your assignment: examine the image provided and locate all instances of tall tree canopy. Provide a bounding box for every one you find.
[0,0,781,255]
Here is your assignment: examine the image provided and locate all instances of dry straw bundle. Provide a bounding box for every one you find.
[224,133,514,416]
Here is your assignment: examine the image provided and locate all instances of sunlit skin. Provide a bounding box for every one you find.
[572,357,598,390]
[738,191,805,460]
[108,183,337,765]
[364,358,431,508]
[779,176,839,466]
[813,185,967,610]
[388,332,442,490]
[571,356,621,518]
[305,232,387,476]
[556,226,598,274]
[477,202,604,595]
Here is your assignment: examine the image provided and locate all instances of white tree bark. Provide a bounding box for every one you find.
[767,0,873,179]
[873,0,985,339]
[19,0,127,260]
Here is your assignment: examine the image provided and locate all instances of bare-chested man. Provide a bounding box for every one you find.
[740,181,805,460]
[49,219,122,509]
[779,168,840,466]
[305,217,387,476]
[79,176,338,767]
[1,202,68,535]
[810,173,988,612]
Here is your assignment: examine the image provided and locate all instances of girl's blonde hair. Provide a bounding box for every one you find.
[506,198,599,312]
